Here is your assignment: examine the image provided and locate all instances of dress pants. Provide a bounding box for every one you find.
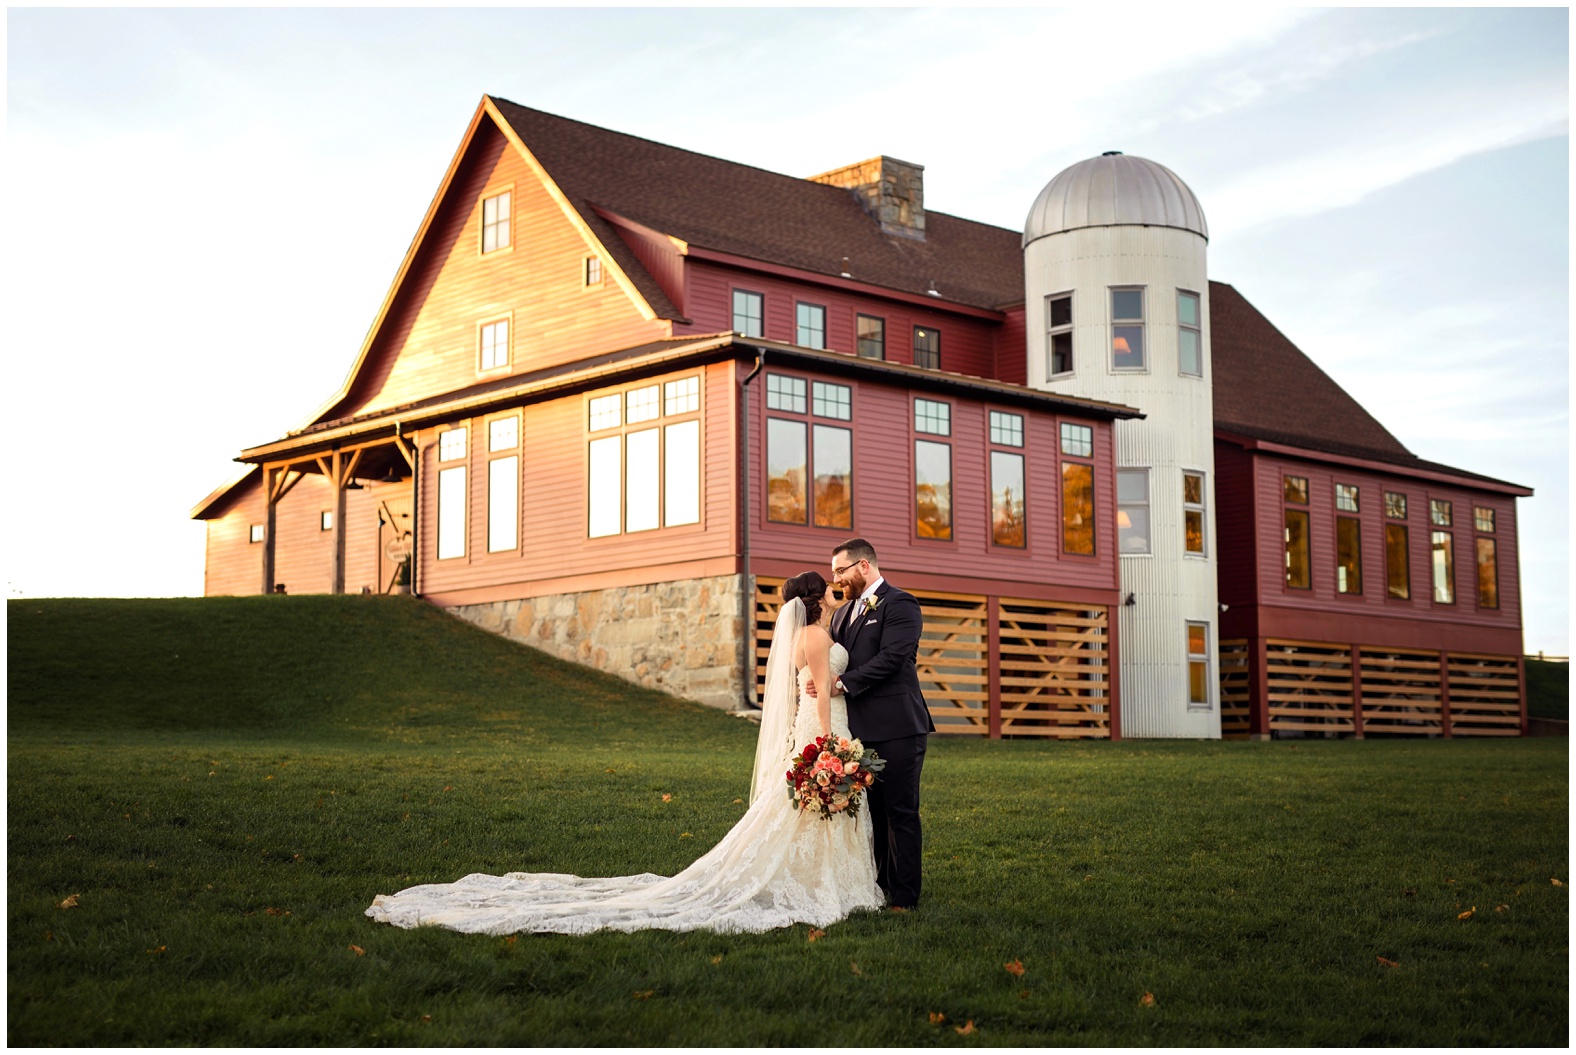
[863,732,928,908]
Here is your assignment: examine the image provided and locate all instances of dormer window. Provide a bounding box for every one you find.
[732,290,763,338]
[796,303,826,349]
[481,192,511,253]
[480,319,510,371]
[584,256,602,286]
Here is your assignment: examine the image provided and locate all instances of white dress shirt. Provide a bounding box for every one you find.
[836,575,883,694]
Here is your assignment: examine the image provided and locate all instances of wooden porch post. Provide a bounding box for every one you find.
[262,464,278,596]
[986,596,1002,739]
[332,449,348,595]
[1516,653,1528,736]
[1438,652,1453,738]
[1350,645,1364,739]
[1250,636,1270,740]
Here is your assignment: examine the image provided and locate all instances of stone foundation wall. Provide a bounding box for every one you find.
[449,574,749,710]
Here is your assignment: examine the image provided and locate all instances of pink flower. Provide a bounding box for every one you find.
[845,761,859,774]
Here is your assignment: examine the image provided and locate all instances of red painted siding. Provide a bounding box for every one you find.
[1214,441,1259,610]
[203,478,266,596]
[271,474,336,596]
[677,259,997,377]
[994,304,1027,386]
[343,482,414,595]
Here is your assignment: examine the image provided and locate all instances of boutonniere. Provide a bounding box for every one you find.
[863,596,881,614]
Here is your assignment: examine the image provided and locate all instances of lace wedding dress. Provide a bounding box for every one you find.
[365,602,881,935]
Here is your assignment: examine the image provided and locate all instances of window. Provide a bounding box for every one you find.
[320,511,333,532]
[587,376,703,538]
[990,450,1025,547]
[488,456,518,552]
[915,439,952,540]
[732,290,763,337]
[1385,524,1410,600]
[439,427,467,462]
[584,256,602,286]
[438,465,466,559]
[1062,462,1094,555]
[1284,475,1309,504]
[1474,506,1496,533]
[795,303,826,349]
[766,373,806,413]
[1385,491,1408,519]
[989,410,1023,447]
[1117,469,1151,554]
[1047,293,1073,376]
[1111,288,1145,370]
[914,398,951,436]
[812,381,851,421]
[913,327,940,370]
[1187,622,1211,709]
[626,384,659,424]
[767,418,807,524]
[1183,471,1206,555]
[856,315,885,360]
[1476,538,1499,609]
[1178,290,1202,377]
[588,394,621,432]
[489,416,519,453]
[1431,531,1455,603]
[1430,499,1452,527]
[1336,484,1359,513]
[813,425,852,529]
[1060,423,1093,457]
[1284,474,1310,590]
[250,524,265,543]
[481,191,510,253]
[480,319,509,371]
[1336,517,1362,594]
[768,377,853,529]
[664,377,700,416]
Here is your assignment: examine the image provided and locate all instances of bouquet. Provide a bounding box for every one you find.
[786,735,885,820]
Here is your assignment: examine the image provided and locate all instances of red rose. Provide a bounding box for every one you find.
[802,743,819,761]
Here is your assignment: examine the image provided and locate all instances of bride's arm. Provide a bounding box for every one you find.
[803,625,834,740]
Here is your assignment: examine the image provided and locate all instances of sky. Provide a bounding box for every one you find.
[3,5,1569,654]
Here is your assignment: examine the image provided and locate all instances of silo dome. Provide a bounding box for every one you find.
[1022,152,1208,247]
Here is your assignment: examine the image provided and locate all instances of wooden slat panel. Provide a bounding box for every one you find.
[1445,652,1523,737]
[1265,640,1353,736]
[1357,647,1444,736]
[996,597,1110,738]
[1218,638,1252,738]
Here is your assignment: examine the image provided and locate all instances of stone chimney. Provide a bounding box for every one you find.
[810,156,925,241]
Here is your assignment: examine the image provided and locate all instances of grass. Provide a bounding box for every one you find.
[1525,658,1569,721]
[8,596,1569,1046]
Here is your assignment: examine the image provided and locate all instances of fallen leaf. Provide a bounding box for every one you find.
[1402,888,1416,898]
[1446,879,1455,884]
[732,798,743,804]
[1457,907,1475,920]
[680,832,692,839]
[265,907,284,916]
[1553,878,1565,887]
[503,935,517,947]
[421,1015,432,1023]
[662,793,672,802]
[265,775,274,781]
[1018,989,1030,1000]
[850,961,862,976]
[1494,904,1509,913]
[442,786,452,792]
[605,768,617,774]
[1004,959,1025,976]
[1377,956,1399,968]
[64,834,75,842]
[807,928,825,942]
[58,895,79,910]
[146,945,166,955]
[1083,874,1093,882]
[955,1020,976,1035]
[633,989,655,1000]
[349,944,366,956]
[928,1011,947,1025]
[711,954,723,964]
[43,931,52,941]
[1140,992,1156,1007]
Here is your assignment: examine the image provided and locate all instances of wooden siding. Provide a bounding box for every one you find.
[677,259,996,377]
[1213,441,1259,608]
[993,304,1027,386]
[1246,452,1522,634]
[1218,638,1251,738]
[415,360,738,600]
[203,476,266,596]
[271,473,336,596]
[743,363,1121,595]
[353,115,669,418]
[343,482,414,595]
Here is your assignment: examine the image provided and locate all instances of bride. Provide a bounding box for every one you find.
[365,571,883,934]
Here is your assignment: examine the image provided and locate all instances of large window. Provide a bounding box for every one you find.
[1475,506,1498,609]
[1284,474,1309,589]
[1111,288,1145,370]
[732,290,763,337]
[1385,493,1410,600]
[913,327,940,370]
[1187,622,1211,709]
[438,424,468,560]
[1047,293,1073,376]
[481,191,511,253]
[1178,290,1202,377]
[767,375,852,529]
[1117,469,1151,554]
[856,315,885,360]
[915,440,952,540]
[1431,530,1455,604]
[990,451,1025,547]
[1062,463,1094,555]
[1183,471,1206,555]
[480,319,509,371]
[487,415,520,553]
[587,376,703,538]
[1336,517,1362,594]
[796,303,826,349]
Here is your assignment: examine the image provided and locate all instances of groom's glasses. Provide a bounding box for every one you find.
[832,560,864,579]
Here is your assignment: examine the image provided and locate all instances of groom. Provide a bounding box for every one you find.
[825,538,934,911]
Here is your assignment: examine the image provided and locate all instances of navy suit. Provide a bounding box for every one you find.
[834,580,932,907]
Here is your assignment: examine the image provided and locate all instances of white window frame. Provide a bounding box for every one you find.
[1177,289,1202,378]
[1186,621,1213,711]
[437,466,467,559]
[1046,291,1074,377]
[488,455,518,553]
[479,318,510,372]
[320,511,333,532]
[481,190,511,253]
[1183,469,1208,557]
[587,375,704,538]
[1110,286,1147,372]
[249,524,265,544]
[584,255,602,287]
[1117,468,1151,556]
[439,427,467,463]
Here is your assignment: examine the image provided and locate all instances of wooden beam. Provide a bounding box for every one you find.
[987,596,1002,740]
[392,436,415,470]
[332,450,347,595]
[262,467,278,595]
[315,455,335,485]
[342,447,365,486]
[272,469,305,506]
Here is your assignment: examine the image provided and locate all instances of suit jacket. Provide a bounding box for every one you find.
[834,580,935,741]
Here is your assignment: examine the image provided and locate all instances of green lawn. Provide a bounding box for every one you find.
[8,597,1569,1045]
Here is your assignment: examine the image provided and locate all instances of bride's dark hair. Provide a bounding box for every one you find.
[781,571,828,627]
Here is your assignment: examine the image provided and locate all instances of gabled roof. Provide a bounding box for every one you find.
[488,97,1025,312]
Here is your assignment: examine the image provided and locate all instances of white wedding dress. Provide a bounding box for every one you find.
[365,608,881,935]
